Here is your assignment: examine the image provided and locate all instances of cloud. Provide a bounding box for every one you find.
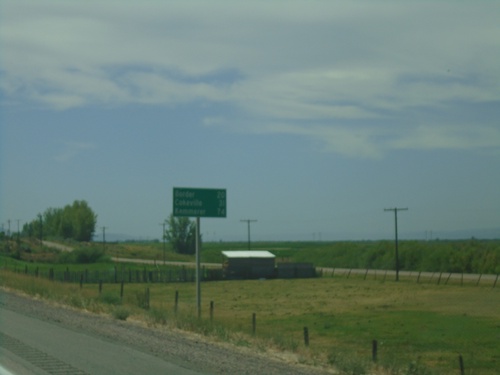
[390,124,500,152]
[1,1,500,157]
[54,141,96,162]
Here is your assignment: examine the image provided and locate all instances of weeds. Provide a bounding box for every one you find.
[147,307,168,325]
[112,307,130,321]
[328,351,368,375]
[99,291,122,305]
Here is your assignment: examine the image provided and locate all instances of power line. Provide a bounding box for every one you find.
[240,219,257,250]
[384,207,408,282]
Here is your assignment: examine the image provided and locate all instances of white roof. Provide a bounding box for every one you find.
[222,250,275,259]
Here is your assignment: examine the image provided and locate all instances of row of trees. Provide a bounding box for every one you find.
[23,200,97,242]
[17,205,193,253]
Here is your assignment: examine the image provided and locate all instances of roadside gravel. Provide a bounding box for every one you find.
[0,289,335,375]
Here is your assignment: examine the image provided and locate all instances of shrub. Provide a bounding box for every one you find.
[99,291,122,305]
[147,308,168,325]
[112,307,130,321]
[58,247,110,264]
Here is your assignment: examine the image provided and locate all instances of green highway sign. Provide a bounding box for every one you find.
[173,187,226,218]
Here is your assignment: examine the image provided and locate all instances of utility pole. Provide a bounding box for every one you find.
[159,221,166,264]
[101,226,107,252]
[38,214,43,244]
[384,208,408,281]
[240,219,257,250]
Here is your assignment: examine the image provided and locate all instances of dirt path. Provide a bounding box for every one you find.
[41,240,74,252]
[111,257,220,268]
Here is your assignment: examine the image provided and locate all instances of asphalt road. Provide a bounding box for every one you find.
[0,305,206,375]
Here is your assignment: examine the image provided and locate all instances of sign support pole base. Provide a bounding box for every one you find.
[196,216,201,318]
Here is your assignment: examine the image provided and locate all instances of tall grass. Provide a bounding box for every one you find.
[1,269,498,375]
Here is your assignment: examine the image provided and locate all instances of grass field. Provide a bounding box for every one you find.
[1,269,498,375]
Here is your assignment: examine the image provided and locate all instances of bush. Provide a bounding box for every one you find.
[58,247,109,264]
[112,307,130,321]
[147,308,168,325]
[99,291,122,305]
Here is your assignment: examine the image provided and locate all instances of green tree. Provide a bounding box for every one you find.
[164,214,198,254]
[23,200,97,242]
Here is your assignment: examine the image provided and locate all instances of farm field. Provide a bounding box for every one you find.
[1,269,498,375]
[4,238,500,274]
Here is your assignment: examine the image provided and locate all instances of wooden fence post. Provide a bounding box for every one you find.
[174,290,179,314]
[79,273,83,289]
[210,301,214,322]
[458,354,465,375]
[372,339,378,362]
[120,280,124,300]
[417,271,421,283]
[303,327,309,347]
[98,280,103,294]
[252,313,256,335]
[145,287,150,310]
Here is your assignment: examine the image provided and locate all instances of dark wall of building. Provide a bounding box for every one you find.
[224,258,276,279]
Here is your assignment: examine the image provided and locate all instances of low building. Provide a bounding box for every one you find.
[276,262,316,278]
[222,250,276,279]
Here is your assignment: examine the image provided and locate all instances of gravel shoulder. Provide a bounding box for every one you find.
[0,288,334,375]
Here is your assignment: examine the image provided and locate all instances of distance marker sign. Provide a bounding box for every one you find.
[173,187,226,218]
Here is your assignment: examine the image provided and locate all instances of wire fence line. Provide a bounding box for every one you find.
[3,265,224,284]
[317,267,499,287]
[3,262,499,287]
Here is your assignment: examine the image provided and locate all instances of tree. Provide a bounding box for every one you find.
[23,200,97,242]
[64,200,97,241]
[164,214,198,254]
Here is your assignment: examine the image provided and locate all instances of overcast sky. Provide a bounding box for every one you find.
[1,1,499,242]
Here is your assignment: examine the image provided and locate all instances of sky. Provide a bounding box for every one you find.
[1,1,499,242]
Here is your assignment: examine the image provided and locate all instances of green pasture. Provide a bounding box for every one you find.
[109,239,500,274]
[3,238,500,274]
[1,269,498,375]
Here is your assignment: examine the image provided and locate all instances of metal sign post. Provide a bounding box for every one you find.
[195,216,201,318]
[173,187,226,317]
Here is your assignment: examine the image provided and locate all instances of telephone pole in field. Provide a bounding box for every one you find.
[384,207,408,281]
[240,219,257,250]
[159,221,166,264]
[101,226,107,252]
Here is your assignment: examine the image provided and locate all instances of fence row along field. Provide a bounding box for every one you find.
[3,262,499,288]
